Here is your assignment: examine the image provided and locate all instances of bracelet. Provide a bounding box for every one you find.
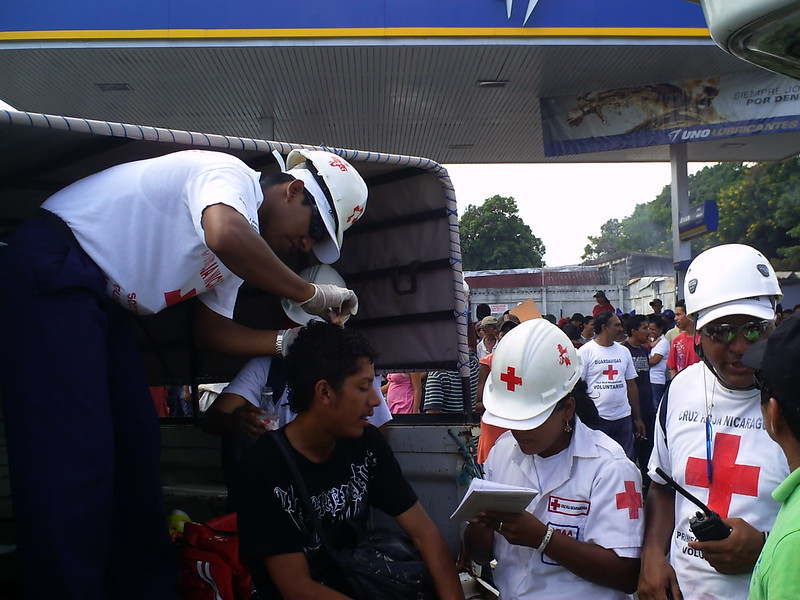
[537,525,555,553]
[275,332,284,358]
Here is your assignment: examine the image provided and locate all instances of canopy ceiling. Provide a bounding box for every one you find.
[3,40,799,164]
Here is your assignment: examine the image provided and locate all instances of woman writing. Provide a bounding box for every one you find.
[464,319,643,599]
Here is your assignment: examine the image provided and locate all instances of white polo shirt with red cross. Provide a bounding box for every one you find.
[44,150,262,317]
[648,361,789,600]
[578,340,638,420]
[485,416,643,600]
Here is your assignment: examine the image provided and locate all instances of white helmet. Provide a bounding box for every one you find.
[285,149,368,264]
[281,264,350,325]
[684,244,782,330]
[483,319,582,431]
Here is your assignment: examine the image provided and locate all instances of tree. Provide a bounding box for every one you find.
[582,219,624,261]
[694,160,800,267]
[459,195,546,270]
[581,160,800,269]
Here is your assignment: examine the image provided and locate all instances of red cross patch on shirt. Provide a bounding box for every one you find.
[615,480,642,519]
[602,363,619,380]
[685,432,760,518]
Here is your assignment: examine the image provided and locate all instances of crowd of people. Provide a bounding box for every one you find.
[205,245,798,600]
[1,144,798,600]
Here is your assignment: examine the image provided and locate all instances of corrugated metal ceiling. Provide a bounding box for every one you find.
[2,40,799,163]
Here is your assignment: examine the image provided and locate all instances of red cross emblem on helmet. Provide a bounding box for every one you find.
[500,366,523,391]
[329,156,349,172]
[557,344,571,366]
[347,205,364,224]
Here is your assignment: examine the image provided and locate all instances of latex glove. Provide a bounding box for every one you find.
[278,326,302,358]
[299,283,359,323]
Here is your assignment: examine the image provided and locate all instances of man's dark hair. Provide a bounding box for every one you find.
[570,312,584,323]
[624,314,648,336]
[476,304,492,320]
[583,315,595,326]
[262,171,295,187]
[675,299,686,311]
[594,310,615,332]
[284,321,379,414]
[649,315,667,333]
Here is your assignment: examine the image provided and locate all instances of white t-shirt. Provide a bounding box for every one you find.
[485,417,643,600]
[220,356,392,428]
[649,336,670,385]
[648,362,789,600]
[43,150,263,317]
[578,340,637,420]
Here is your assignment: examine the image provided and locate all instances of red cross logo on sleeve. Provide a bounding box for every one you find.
[615,480,642,519]
[500,366,523,391]
[549,497,561,511]
[685,432,760,518]
[602,364,618,380]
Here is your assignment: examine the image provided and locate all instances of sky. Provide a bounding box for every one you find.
[445,162,709,268]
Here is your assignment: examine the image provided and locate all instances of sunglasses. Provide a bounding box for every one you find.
[701,320,774,345]
[301,188,328,243]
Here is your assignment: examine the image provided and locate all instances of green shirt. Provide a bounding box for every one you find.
[749,468,800,599]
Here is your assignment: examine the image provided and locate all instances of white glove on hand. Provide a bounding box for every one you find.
[299,283,359,322]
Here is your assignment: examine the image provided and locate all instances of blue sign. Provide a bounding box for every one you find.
[1,0,707,39]
[679,200,719,241]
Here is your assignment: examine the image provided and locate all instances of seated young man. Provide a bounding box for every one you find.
[236,321,465,600]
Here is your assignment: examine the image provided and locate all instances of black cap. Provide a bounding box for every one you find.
[742,313,800,401]
[593,290,606,298]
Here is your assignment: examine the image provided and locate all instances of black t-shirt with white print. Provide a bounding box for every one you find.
[237,425,418,598]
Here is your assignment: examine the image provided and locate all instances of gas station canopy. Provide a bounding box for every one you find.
[3,0,800,165]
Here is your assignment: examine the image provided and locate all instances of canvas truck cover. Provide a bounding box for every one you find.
[0,109,470,386]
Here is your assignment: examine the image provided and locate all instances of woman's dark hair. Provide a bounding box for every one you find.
[284,321,379,413]
[554,379,599,428]
[648,315,667,334]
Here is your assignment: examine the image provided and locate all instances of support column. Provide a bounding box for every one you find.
[670,143,691,300]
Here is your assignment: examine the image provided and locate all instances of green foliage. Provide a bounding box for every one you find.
[583,159,800,269]
[459,195,546,270]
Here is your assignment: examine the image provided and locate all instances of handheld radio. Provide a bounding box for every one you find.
[655,467,731,541]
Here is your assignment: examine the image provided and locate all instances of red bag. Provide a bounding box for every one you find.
[177,513,253,600]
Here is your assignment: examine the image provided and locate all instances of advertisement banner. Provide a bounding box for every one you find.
[541,71,800,156]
